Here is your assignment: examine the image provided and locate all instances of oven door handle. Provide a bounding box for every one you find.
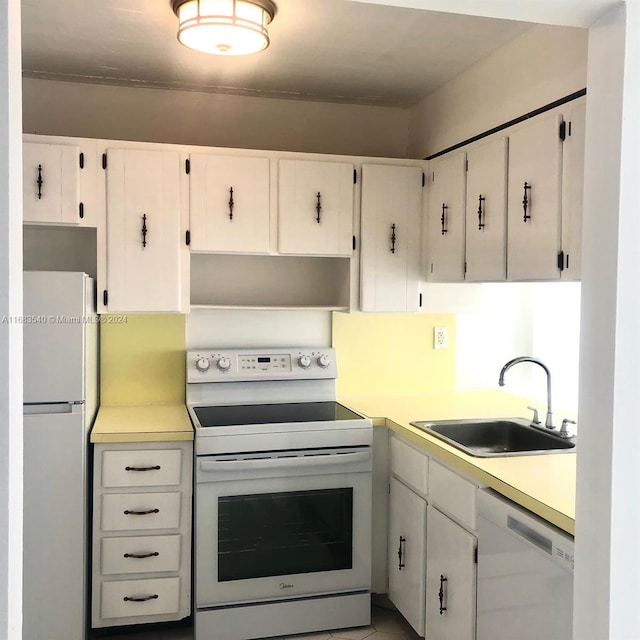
[200,450,370,473]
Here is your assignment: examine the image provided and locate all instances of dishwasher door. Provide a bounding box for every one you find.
[476,488,574,640]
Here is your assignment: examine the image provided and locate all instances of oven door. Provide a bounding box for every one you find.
[195,446,372,608]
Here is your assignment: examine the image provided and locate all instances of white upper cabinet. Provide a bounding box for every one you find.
[560,98,586,281]
[188,153,270,254]
[426,152,466,282]
[464,137,508,282]
[360,164,423,312]
[507,110,563,281]
[105,147,184,313]
[23,141,85,226]
[278,159,354,256]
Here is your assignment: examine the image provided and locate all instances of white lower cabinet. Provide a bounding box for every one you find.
[388,476,427,636]
[426,506,477,640]
[387,435,478,640]
[91,441,192,629]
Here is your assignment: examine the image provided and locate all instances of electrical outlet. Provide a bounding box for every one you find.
[434,326,448,350]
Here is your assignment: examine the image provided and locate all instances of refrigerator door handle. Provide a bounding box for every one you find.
[23,402,84,415]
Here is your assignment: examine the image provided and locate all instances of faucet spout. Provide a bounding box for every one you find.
[498,356,554,429]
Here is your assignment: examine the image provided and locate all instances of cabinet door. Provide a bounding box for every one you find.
[561,99,586,281]
[388,476,427,636]
[23,142,81,225]
[465,137,507,281]
[106,148,183,312]
[507,111,563,280]
[189,154,270,254]
[426,152,466,282]
[278,159,354,256]
[426,506,477,640]
[360,164,423,312]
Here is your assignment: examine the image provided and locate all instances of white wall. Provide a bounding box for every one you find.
[0,1,22,638]
[22,78,410,158]
[408,23,588,157]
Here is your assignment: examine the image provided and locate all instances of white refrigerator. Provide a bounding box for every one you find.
[23,271,98,640]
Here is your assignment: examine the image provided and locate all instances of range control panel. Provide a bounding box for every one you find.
[186,348,337,383]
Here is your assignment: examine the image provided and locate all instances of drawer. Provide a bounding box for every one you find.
[390,435,428,495]
[101,535,181,575]
[101,493,181,532]
[100,577,180,620]
[101,449,183,488]
[428,458,477,530]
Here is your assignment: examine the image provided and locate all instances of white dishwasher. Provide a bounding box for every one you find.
[477,488,574,640]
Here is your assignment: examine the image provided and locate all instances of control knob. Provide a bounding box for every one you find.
[217,356,231,372]
[195,357,211,373]
[317,354,331,368]
[297,355,312,369]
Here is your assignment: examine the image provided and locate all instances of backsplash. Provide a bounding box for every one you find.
[100,314,186,405]
[332,312,456,396]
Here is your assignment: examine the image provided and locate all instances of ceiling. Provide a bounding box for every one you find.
[21,0,532,108]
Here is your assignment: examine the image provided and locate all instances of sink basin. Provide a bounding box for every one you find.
[410,418,576,457]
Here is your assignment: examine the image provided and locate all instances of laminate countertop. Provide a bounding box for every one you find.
[90,403,194,443]
[339,391,576,535]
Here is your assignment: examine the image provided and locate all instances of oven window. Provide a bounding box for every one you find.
[218,488,353,582]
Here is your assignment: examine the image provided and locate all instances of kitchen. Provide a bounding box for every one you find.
[1,1,637,640]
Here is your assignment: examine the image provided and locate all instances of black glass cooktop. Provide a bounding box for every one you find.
[193,401,363,428]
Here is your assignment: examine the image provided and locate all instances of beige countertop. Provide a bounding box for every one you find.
[90,403,194,443]
[339,391,576,535]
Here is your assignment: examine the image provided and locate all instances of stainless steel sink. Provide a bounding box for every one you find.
[410,418,576,457]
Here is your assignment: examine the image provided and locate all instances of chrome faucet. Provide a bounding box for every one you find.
[498,356,554,429]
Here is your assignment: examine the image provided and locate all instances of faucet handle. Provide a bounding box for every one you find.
[559,419,576,439]
[526,405,541,426]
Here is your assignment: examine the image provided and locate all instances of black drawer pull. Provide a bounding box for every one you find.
[125,465,161,472]
[123,508,159,516]
[124,551,160,559]
[123,594,159,603]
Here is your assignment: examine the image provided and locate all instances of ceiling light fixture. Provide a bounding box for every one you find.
[172,0,277,56]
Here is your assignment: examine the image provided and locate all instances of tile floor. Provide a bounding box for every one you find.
[91,605,421,640]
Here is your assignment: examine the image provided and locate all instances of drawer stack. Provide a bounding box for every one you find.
[91,441,193,628]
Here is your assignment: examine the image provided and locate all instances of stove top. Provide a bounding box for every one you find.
[193,401,364,428]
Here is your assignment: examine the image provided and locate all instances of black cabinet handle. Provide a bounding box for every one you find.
[316,192,322,224]
[125,465,161,472]
[439,574,448,614]
[36,164,43,200]
[522,182,532,222]
[398,535,406,570]
[123,594,159,603]
[123,551,160,559]
[228,187,234,220]
[123,508,159,516]
[390,224,397,254]
[141,214,148,248]
[477,195,486,230]
[441,203,448,235]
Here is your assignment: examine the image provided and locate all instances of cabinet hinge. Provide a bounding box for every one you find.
[352,235,356,251]
[557,251,565,271]
[474,546,478,564]
[353,168,357,184]
[186,230,191,246]
[79,152,84,169]
[102,153,107,170]
[186,158,191,175]
[559,120,567,142]
[422,172,426,187]
[419,293,423,308]
[79,202,84,219]
[103,290,108,307]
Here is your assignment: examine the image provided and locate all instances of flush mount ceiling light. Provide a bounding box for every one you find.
[172,0,277,56]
